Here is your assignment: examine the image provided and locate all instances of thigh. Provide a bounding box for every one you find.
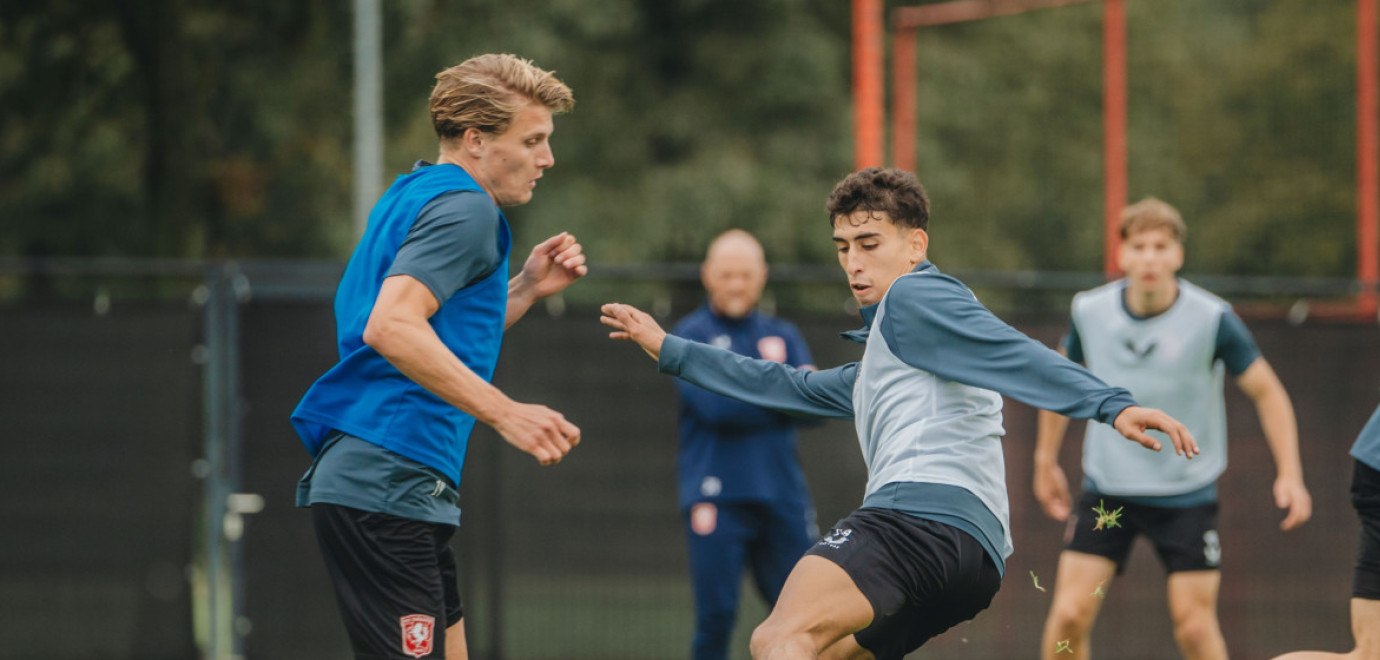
[1166,570,1221,623]
[1065,492,1141,574]
[1141,503,1220,574]
[757,555,875,653]
[313,504,455,659]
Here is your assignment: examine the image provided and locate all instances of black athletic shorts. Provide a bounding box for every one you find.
[1351,460,1380,599]
[805,508,1002,660]
[1065,491,1220,574]
[312,504,463,659]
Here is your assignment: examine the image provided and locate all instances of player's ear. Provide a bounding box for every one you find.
[909,228,929,262]
[460,127,488,157]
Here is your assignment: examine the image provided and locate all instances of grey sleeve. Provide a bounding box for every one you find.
[880,274,1138,426]
[658,335,856,419]
[387,191,503,305]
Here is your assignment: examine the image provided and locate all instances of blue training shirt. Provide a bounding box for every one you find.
[291,162,510,491]
[671,305,816,511]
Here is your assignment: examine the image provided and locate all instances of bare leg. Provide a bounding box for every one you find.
[1272,598,1380,660]
[446,618,468,660]
[1166,570,1228,660]
[818,634,875,660]
[1040,551,1117,660]
[749,556,874,660]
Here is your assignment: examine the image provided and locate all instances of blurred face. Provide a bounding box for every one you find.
[702,243,767,319]
[833,210,928,307]
[467,101,555,207]
[1118,227,1183,294]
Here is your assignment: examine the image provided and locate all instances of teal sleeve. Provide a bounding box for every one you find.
[658,335,856,419]
[387,191,502,305]
[879,274,1137,426]
[1062,318,1084,363]
[1214,309,1261,376]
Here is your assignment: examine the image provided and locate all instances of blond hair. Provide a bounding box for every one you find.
[1120,197,1186,242]
[429,54,574,140]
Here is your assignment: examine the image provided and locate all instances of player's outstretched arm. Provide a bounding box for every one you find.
[507,232,588,329]
[1112,406,1199,458]
[366,274,579,465]
[600,302,667,360]
[1236,358,1312,531]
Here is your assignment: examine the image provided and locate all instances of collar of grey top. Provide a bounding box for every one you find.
[840,260,935,343]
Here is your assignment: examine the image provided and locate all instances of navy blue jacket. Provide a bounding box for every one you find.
[672,305,816,511]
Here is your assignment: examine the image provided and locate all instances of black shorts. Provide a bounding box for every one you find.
[1351,460,1380,599]
[805,508,1002,660]
[1065,491,1220,574]
[312,504,463,659]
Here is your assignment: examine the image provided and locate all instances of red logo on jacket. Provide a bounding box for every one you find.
[400,614,435,658]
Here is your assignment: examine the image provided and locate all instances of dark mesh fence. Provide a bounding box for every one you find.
[1,286,1375,659]
[0,304,200,660]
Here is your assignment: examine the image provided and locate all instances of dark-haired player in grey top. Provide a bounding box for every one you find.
[602,168,1197,660]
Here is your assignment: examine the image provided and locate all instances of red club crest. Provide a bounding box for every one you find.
[757,336,787,363]
[400,614,435,658]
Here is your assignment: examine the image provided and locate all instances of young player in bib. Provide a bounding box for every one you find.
[1033,197,1313,660]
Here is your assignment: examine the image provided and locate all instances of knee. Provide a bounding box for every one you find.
[1046,598,1096,633]
[750,619,794,659]
[1172,613,1220,651]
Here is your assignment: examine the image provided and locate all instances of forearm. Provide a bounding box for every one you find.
[369,316,512,426]
[661,336,854,419]
[504,276,539,329]
[1256,389,1304,481]
[1035,409,1072,468]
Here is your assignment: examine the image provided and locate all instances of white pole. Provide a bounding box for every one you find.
[353,0,382,239]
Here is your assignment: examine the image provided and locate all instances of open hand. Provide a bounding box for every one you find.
[599,302,667,361]
[1112,406,1199,458]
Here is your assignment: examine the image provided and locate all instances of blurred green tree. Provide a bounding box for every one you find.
[0,0,1362,282]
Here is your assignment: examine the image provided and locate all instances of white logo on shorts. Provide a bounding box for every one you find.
[819,528,853,548]
[1203,530,1221,567]
[700,476,722,497]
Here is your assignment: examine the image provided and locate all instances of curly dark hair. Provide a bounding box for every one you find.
[825,168,930,231]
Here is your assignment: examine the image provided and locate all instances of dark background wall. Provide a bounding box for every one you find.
[1,296,1374,659]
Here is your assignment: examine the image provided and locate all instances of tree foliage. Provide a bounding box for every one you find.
[0,0,1363,279]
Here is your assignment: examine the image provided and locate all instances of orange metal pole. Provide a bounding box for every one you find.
[892,27,918,173]
[1359,0,1379,316]
[895,0,1097,29]
[1103,0,1127,279]
[854,0,885,169]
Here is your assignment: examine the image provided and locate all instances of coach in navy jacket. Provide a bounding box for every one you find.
[671,230,820,660]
